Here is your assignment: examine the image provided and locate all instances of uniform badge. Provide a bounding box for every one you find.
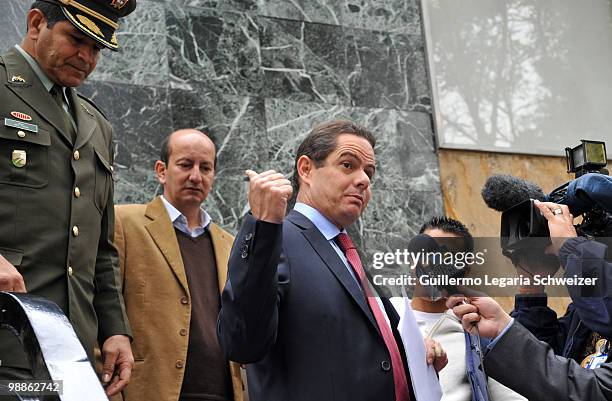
[10,76,26,83]
[4,118,38,134]
[10,111,32,121]
[581,339,609,370]
[111,0,130,9]
[11,150,27,168]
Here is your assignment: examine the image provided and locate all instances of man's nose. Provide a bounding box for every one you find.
[188,166,203,183]
[355,169,371,189]
[78,45,98,66]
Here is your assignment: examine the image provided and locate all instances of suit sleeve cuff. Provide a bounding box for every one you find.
[486,318,514,352]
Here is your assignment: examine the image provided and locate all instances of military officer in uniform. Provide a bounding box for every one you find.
[0,0,136,396]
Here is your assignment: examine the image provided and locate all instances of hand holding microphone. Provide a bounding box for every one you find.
[447,296,512,339]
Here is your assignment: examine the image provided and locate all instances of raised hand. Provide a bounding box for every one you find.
[246,169,293,224]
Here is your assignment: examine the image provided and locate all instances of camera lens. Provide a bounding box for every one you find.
[517,218,531,239]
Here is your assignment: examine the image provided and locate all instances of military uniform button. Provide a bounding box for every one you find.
[245,233,253,241]
[381,361,391,371]
[175,360,184,369]
[17,130,26,138]
[74,187,81,198]
[179,329,188,336]
[72,226,79,237]
[73,150,80,160]
[68,266,73,276]
[180,296,189,305]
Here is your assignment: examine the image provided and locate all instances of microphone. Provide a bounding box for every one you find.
[481,175,546,212]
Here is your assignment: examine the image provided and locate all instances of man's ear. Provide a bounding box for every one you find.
[296,155,314,187]
[26,9,46,40]
[154,160,167,185]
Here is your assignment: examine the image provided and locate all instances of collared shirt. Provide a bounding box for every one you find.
[293,202,357,282]
[161,195,212,238]
[15,44,54,91]
[293,202,390,326]
[15,44,77,131]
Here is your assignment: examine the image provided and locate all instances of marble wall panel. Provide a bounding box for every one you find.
[79,81,173,204]
[91,0,168,87]
[256,0,421,34]
[149,0,256,12]
[166,6,262,95]
[259,17,429,110]
[0,1,29,53]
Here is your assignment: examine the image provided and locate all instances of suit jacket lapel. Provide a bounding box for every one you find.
[209,223,232,293]
[287,211,379,332]
[70,88,96,150]
[3,48,74,145]
[144,197,190,294]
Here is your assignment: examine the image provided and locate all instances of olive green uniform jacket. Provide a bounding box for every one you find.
[0,48,131,367]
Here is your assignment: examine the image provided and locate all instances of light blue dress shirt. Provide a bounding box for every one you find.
[161,195,211,238]
[293,202,357,283]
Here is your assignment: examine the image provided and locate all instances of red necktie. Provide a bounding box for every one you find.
[335,233,410,401]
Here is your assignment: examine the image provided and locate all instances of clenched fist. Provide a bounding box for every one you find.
[246,169,293,224]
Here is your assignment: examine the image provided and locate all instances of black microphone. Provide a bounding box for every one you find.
[481,175,546,212]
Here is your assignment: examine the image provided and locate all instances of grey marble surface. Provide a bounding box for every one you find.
[79,81,173,204]
[1,0,444,256]
[0,1,28,49]
[91,0,168,87]
[260,17,429,110]
[256,0,422,34]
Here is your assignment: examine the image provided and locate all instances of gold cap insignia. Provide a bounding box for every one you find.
[76,14,104,36]
[12,150,27,168]
[11,76,26,83]
[111,0,130,9]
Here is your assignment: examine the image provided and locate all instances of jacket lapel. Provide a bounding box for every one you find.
[209,223,233,293]
[287,211,379,332]
[70,88,96,150]
[144,197,190,294]
[3,48,74,145]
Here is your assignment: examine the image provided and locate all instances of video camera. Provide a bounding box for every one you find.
[481,140,612,253]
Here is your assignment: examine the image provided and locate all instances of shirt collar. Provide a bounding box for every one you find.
[160,195,211,230]
[293,202,345,240]
[14,44,54,92]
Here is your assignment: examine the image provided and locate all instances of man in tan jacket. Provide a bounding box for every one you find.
[114,129,244,401]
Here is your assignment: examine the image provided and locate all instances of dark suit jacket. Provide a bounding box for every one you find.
[218,210,413,401]
[484,322,612,401]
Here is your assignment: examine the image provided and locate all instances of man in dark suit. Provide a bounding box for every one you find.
[0,1,135,395]
[218,120,446,401]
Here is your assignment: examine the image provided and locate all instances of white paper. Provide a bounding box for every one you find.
[397,296,443,401]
